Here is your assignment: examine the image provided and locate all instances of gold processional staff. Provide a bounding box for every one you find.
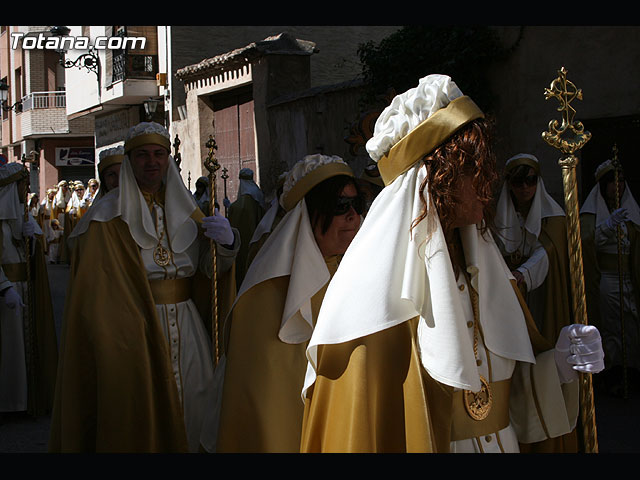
[542,66,598,453]
[204,136,221,367]
[20,159,37,415]
[611,144,629,399]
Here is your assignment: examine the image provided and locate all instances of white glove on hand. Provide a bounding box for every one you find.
[555,324,605,383]
[3,286,24,310]
[22,220,35,238]
[605,207,629,229]
[203,209,234,246]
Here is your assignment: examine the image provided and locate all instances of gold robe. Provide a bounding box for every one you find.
[216,256,340,453]
[300,281,577,453]
[48,210,236,452]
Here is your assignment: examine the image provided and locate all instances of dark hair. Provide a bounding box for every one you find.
[412,117,498,240]
[305,175,359,234]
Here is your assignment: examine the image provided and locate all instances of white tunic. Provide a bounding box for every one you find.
[143,201,215,453]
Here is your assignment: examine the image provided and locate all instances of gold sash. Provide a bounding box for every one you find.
[451,378,511,441]
[597,252,630,273]
[148,277,192,305]
[2,262,27,283]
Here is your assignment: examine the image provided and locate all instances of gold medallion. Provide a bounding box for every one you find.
[463,375,493,421]
[153,244,171,267]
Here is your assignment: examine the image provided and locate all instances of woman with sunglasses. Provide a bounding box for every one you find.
[494,154,572,345]
[213,154,362,453]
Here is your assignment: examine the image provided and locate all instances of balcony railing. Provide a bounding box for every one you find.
[21,91,66,111]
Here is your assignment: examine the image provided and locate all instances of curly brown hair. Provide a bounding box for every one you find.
[411,117,499,241]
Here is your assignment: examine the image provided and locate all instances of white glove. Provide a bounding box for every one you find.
[202,209,234,246]
[605,207,629,229]
[3,286,24,310]
[554,324,605,383]
[22,220,35,238]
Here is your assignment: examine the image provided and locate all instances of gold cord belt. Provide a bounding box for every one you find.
[148,277,192,305]
[2,262,27,283]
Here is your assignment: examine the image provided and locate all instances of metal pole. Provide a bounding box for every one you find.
[542,67,598,453]
[204,136,220,366]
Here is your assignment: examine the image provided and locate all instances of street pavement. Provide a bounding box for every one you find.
[1,262,639,453]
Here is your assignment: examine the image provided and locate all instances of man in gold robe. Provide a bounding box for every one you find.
[215,154,362,452]
[0,162,58,418]
[300,75,604,453]
[49,122,240,453]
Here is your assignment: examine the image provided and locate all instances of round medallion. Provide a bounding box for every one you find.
[153,245,171,267]
[463,375,493,421]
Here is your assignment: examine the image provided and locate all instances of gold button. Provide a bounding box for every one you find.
[485,435,492,442]
[458,284,465,291]
[467,321,474,328]
[476,359,482,366]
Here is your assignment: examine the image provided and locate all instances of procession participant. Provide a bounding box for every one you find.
[66,181,87,222]
[245,171,288,269]
[49,122,240,453]
[81,178,99,209]
[581,160,640,396]
[227,168,267,288]
[46,219,63,264]
[40,188,57,255]
[96,146,124,200]
[193,176,211,216]
[215,154,362,453]
[52,180,70,224]
[300,74,604,453]
[494,153,572,343]
[0,162,58,418]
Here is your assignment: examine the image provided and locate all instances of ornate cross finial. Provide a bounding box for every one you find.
[221,167,229,182]
[173,134,182,171]
[204,135,220,177]
[542,67,591,156]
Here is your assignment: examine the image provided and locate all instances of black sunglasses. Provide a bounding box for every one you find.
[510,174,538,188]
[333,195,364,216]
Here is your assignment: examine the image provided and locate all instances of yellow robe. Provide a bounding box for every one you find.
[48,210,236,452]
[216,256,340,452]
[300,281,577,453]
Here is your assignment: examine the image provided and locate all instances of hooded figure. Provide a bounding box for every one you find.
[494,154,572,344]
[0,162,58,417]
[581,159,640,396]
[215,154,362,453]
[300,74,604,453]
[227,168,267,288]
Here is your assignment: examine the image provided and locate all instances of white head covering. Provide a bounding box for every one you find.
[54,179,71,207]
[581,159,640,227]
[0,162,41,239]
[237,168,266,209]
[231,154,354,345]
[303,75,535,399]
[494,153,565,253]
[70,122,199,252]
